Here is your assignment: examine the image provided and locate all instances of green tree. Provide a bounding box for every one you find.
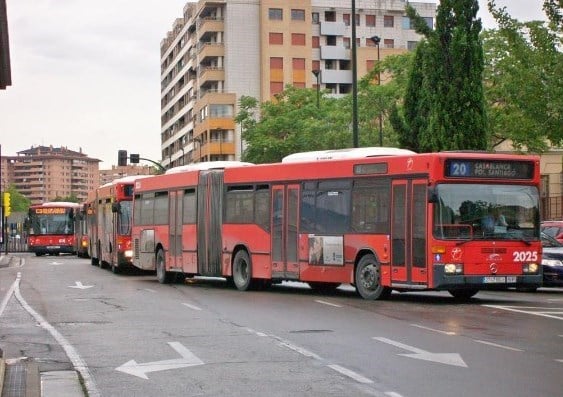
[483,0,563,152]
[6,184,31,213]
[236,86,350,163]
[51,194,80,203]
[402,0,488,151]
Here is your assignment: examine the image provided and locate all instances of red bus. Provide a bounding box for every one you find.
[88,176,137,273]
[27,201,82,256]
[73,202,90,258]
[130,149,543,300]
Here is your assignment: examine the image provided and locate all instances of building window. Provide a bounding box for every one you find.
[343,37,350,49]
[366,14,376,27]
[270,82,284,96]
[325,11,336,22]
[384,38,394,48]
[291,33,306,46]
[407,41,418,50]
[269,8,282,20]
[343,13,350,26]
[270,57,283,69]
[312,12,319,24]
[384,15,394,27]
[312,36,320,48]
[293,58,305,70]
[291,9,305,21]
[269,32,283,45]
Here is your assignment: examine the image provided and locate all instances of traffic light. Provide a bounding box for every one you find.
[3,192,11,217]
[129,153,140,163]
[118,150,128,166]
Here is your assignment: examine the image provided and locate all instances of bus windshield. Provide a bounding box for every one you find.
[29,213,74,235]
[433,184,540,241]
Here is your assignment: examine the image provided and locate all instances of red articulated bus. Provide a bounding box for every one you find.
[73,202,90,258]
[130,149,543,300]
[88,176,138,273]
[27,201,82,256]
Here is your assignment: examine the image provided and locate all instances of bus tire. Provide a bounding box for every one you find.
[448,289,479,301]
[232,250,253,291]
[355,254,390,300]
[156,249,173,284]
[111,263,120,274]
[91,256,98,266]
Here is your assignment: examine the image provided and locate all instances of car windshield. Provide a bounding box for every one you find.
[541,232,562,247]
[433,183,540,240]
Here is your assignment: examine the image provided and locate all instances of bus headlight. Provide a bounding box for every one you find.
[523,263,539,273]
[124,250,133,258]
[444,263,463,274]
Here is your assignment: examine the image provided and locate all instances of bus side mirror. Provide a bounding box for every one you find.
[112,202,121,213]
[428,187,438,203]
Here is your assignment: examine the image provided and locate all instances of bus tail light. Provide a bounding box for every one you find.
[523,263,539,274]
[444,263,463,274]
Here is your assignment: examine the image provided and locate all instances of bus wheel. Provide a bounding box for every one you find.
[355,254,389,300]
[91,256,98,266]
[232,250,253,291]
[448,289,479,301]
[156,249,173,284]
[111,263,120,274]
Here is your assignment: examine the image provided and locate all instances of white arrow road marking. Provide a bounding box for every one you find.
[68,281,93,289]
[50,261,63,266]
[116,342,204,379]
[373,337,467,367]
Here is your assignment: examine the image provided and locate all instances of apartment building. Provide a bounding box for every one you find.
[1,146,100,205]
[160,0,436,167]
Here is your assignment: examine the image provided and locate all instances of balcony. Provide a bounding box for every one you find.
[197,42,224,62]
[197,17,224,41]
[320,21,345,36]
[320,45,350,60]
[198,66,224,88]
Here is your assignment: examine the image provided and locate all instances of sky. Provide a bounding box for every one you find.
[0,0,548,168]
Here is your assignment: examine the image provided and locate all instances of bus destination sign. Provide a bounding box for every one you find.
[34,207,67,215]
[445,159,534,179]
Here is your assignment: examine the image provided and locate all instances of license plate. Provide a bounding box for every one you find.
[483,276,506,283]
[47,246,60,249]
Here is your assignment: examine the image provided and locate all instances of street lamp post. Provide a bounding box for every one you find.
[370,35,383,146]
[312,69,321,108]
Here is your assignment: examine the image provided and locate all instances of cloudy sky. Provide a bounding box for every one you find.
[0,0,547,168]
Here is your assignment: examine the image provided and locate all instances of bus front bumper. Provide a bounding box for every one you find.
[433,266,543,290]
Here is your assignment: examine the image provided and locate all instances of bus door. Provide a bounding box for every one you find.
[391,178,428,286]
[197,170,224,277]
[271,184,300,280]
[168,190,184,270]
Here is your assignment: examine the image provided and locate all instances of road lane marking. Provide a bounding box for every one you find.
[411,324,456,335]
[327,364,373,384]
[116,341,204,379]
[373,337,467,367]
[181,302,202,311]
[13,272,100,397]
[0,276,17,317]
[483,304,563,320]
[68,281,94,289]
[474,340,523,352]
[315,299,342,307]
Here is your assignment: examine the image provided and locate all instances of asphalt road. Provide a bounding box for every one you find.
[1,253,562,397]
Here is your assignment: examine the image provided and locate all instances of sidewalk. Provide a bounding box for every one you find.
[0,255,86,397]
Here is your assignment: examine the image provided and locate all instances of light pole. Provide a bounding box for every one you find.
[193,136,202,163]
[370,35,383,146]
[351,0,359,148]
[312,69,321,108]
